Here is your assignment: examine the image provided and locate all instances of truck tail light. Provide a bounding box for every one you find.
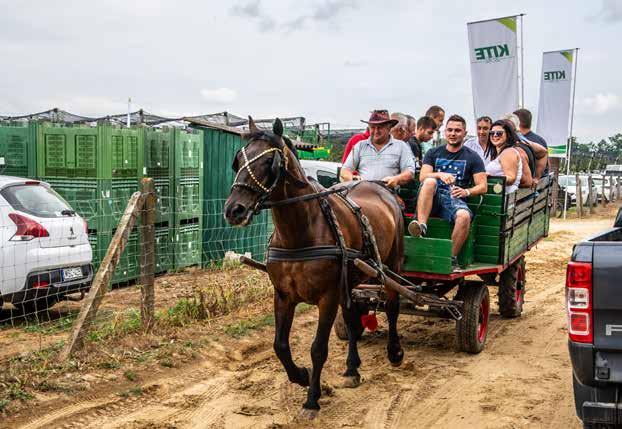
[566,261,593,343]
[8,213,50,241]
[83,219,88,234]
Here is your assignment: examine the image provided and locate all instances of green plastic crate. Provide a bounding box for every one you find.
[44,178,109,232]
[144,127,174,178]
[174,177,201,221]
[0,121,37,178]
[173,220,202,269]
[155,227,173,273]
[174,128,203,178]
[37,123,143,179]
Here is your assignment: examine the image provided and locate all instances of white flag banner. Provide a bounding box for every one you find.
[536,50,575,157]
[467,17,520,121]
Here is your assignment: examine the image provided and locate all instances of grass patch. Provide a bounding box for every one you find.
[224,314,275,338]
[118,386,143,398]
[87,308,142,343]
[123,370,137,381]
[20,313,78,335]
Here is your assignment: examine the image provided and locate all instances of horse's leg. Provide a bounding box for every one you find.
[385,289,404,366]
[341,300,363,387]
[273,291,310,387]
[300,291,338,418]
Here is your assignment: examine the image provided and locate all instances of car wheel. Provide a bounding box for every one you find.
[15,296,58,318]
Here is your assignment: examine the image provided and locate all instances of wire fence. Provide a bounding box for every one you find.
[0,184,275,362]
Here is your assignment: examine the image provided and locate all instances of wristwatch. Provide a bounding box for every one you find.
[465,189,471,197]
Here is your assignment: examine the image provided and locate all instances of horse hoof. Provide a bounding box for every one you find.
[298,408,319,420]
[341,375,361,388]
[388,349,404,367]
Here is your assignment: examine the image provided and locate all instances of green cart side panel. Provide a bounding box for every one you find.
[477,225,499,236]
[155,227,173,273]
[173,221,202,269]
[404,236,452,274]
[144,127,174,178]
[0,121,37,178]
[475,235,500,246]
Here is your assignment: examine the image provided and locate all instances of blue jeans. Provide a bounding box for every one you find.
[431,187,473,223]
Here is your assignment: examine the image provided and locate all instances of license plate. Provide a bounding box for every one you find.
[62,267,83,281]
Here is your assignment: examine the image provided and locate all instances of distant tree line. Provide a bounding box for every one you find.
[562,133,622,173]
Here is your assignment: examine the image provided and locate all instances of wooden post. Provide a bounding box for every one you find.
[550,158,560,217]
[602,175,607,208]
[576,174,584,218]
[140,178,157,332]
[60,192,144,361]
[618,177,621,201]
[587,175,594,214]
[609,175,615,204]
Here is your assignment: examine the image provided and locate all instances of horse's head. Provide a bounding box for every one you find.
[224,116,303,226]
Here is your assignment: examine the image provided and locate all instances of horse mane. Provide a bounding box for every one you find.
[242,130,300,160]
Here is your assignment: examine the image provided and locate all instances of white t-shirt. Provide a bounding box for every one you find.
[464,137,491,165]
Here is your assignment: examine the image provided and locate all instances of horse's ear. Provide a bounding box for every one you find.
[273,118,283,137]
[248,116,259,133]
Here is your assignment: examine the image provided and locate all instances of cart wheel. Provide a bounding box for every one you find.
[334,306,366,341]
[455,284,490,354]
[498,257,526,318]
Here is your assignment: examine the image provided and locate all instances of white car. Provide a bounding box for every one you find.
[558,175,597,206]
[0,176,93,314]
[300,160,341,188]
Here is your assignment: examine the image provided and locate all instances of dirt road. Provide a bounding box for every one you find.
[12,212,617,429]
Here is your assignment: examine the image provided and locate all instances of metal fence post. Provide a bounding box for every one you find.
[576,174,584,218]
[140,178,157,332]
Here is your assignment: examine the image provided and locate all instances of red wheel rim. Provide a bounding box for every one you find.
[516,262,525,304]
[477,292,490,343]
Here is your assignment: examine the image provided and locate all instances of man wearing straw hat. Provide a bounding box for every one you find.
[340,109,416,188]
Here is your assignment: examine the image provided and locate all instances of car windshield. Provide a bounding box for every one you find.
[1,184,72,218]
[558,176,576,186]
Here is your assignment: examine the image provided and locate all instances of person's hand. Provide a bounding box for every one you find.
[382,176,400,188]
[531,177,539,190]
[450,185,468,198]
[438,172,456,185]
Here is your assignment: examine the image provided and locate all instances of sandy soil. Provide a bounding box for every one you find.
[6,205,621,429]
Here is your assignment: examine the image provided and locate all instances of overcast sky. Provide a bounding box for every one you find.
[1,0,620,143]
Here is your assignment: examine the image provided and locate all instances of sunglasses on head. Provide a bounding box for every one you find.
[489,130,505,138]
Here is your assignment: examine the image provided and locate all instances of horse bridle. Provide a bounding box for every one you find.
[231,135,353,215]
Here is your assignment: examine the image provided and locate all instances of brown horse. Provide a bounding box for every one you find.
[224,118,404,418]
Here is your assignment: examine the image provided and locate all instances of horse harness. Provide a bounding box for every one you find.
[230,139,386,308]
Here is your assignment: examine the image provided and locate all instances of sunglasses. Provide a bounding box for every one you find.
[489,130,505,138]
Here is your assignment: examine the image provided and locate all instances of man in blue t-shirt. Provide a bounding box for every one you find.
[514,108,549,176]
[409,114,487,270]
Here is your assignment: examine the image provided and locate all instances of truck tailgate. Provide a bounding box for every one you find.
[593,241,622,351]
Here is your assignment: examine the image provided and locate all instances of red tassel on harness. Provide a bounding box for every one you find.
[361,312,378,332]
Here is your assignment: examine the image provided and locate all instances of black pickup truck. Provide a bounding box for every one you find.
[569,206,622,428]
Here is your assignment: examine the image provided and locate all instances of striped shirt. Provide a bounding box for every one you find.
[343,137,416,181]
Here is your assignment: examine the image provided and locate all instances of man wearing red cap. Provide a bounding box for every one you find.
[340,110,416,188]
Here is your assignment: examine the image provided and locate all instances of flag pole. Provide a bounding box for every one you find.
[563,48,579,219]
[520,13,525,107]
[127,97,132,128]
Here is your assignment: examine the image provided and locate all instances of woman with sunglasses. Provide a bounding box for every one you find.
[484,120,531,193]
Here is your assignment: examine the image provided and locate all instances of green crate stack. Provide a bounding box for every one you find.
[144,127,175,226]
[0,121,37,178]
[94,230,141,284]
[37,122,144,284]
[172,128,203,269]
